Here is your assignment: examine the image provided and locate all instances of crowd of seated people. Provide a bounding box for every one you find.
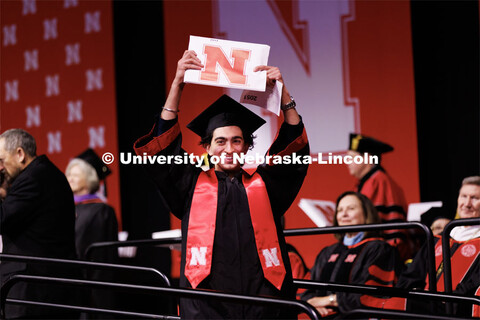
[381,176,480,318]
[298,176,480,319]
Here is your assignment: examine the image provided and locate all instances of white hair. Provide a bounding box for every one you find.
[66,158,99,193]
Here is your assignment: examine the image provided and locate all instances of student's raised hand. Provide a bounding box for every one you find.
[254,65,284,87]
[173,50,204,86]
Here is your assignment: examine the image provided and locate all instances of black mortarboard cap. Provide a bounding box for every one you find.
[420,206,451,227]
[186,94,266,139]
[75,148,111,180]
[349,133,394,155]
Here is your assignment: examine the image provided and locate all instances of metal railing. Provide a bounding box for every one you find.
[441,217,480,314]
[283,222,436,291]
[6,221,477,319]
[0,253,171,287]
[1,274,321,320]
[294,279,480,305]
[442,218,480,293]
[343,308,479,320]
[85,237,182,260]
[6,256,475,319]
[86,222,437,291]
[4,299,178,320]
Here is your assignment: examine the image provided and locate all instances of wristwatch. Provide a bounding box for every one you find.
[329,294,336,304]
[281,96,296,111]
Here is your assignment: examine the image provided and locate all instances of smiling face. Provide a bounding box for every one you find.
[205,126,249,174]
[66,164,89,196]
[336,194,366,227]
[457,184,480,219]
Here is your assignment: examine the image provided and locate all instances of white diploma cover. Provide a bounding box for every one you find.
[240,81,283,116]
[184,35,270,91]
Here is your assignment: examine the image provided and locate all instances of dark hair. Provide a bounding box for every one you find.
[0,129,37,157]
[200,128,256,150]
[333,191,381,240]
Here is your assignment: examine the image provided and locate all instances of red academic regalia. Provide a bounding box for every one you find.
[134,116,309,319]
[302,238,403,318]
[392,234,480,317]
[357,165,412,260]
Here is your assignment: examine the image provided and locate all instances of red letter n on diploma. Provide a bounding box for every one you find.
[201,46,251,85]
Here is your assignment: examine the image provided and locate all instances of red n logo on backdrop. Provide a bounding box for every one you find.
[0,0,121,228]
[201,45,251,85]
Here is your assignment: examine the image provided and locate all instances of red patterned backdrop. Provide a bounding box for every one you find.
[1,0,121,227]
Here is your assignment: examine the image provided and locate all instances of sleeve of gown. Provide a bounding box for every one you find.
[396,241,429,290]
[257,120,309,217]
[337,241,402,313]
[99,205,119,263]
[75,204,119,261]
[301,246,331,301]
[133,116,199,219]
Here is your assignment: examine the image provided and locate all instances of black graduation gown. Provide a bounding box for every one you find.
[75,199,118,318]
[75,200,118,261]
[302,238,403,317]
[134,117,309,319]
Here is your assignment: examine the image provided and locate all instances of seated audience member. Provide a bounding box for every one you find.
[388,176,480,317]
[347,133,413,261]
[0,129,79,319]
[302,191,403,318]
[420,206,452,236]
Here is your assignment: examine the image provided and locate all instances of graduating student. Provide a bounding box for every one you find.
[302,191,403,318]
[134,50,309,319]
[346,133,412,261]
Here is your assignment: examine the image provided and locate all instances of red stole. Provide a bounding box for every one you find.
[473,286,480,317]
[426,237,480,291]
[184,169,286,290]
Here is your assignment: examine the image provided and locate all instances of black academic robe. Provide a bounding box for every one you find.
[134,117,309,319]
[0,155,78,318]
[302,238,403,317]
[75,199,118,261]
[75,199,118,318]
[396,234,480,317]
